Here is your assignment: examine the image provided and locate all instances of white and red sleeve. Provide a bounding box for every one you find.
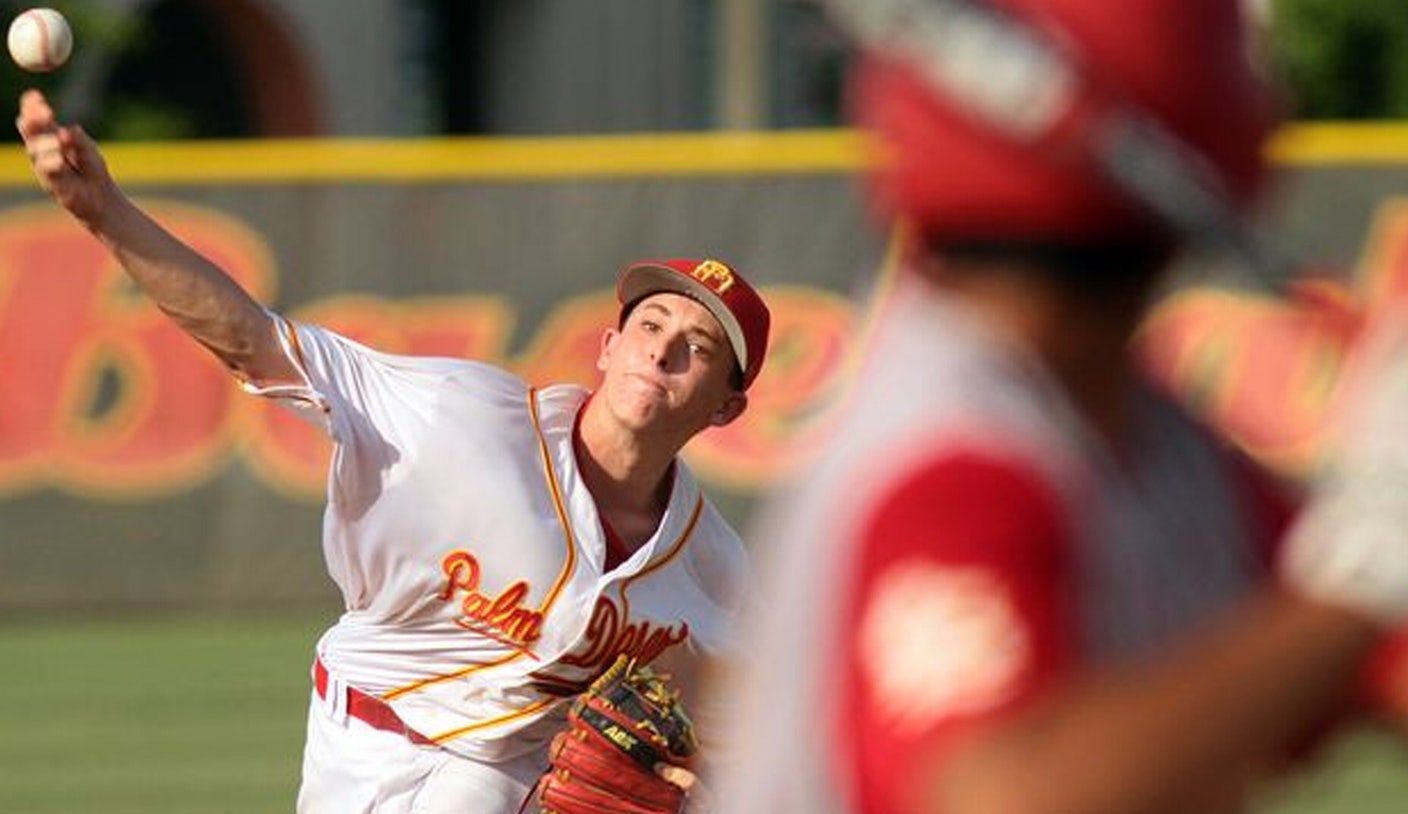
[833,449,1076,814]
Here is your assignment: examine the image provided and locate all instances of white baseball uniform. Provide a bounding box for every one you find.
[718,274,1291,814]
[247,315,753,814]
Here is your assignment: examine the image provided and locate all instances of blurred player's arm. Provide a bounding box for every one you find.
[16,89,297,387]
[926,592,1377,814]
[977,316,1408,814]
[849,455,1385,814]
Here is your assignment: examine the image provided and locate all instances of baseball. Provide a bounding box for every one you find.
[7,8,72,73]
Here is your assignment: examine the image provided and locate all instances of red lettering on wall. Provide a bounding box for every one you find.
[687,286,854,487]
[513,292,617,389]
[1140,286,1352,476]
[0,201,862,500]
[1138,195,1408,478]
[0,202,273,498]
[1357,199,1408,319]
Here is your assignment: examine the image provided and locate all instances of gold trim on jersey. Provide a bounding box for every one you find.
[381,651,524,702]
[614,496,704,636]
[282,317,308,371]
[380,387,579,703]
[427,697,561,744]
[377,390,702,743]
[626,496,703,585]
[527,385,582,617]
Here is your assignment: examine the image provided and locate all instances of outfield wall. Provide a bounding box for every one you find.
[1,126,1407,611]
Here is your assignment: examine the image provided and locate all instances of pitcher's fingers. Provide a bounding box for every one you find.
[57,125,89,171]
[17,90,55,139]
[20,88,50,114]
[31,140,71,174]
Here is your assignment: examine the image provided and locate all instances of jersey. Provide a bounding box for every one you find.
[717,274,1287,814]
[251,315,753,764]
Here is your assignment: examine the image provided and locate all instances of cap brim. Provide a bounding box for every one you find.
[618,263,749,377]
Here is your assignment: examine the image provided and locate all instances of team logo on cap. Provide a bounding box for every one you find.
[690,260,735,294]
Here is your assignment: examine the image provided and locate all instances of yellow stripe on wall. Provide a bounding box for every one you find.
[0,123,1402,187]
[1268,123,1408,165]
[0,129,870,186]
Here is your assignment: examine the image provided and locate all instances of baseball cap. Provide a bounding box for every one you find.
[852,0,1278,244]
[616,258,771,390]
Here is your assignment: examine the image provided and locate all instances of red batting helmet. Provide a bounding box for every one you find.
[852,0,1279,245]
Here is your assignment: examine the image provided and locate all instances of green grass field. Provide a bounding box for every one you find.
[0,613,1405,813]
[0,613,326,813]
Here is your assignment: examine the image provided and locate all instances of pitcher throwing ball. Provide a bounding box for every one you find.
[17,88,767,814]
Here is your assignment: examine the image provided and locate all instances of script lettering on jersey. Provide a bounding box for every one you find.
[558,595,689,672]
[438,549,545,654]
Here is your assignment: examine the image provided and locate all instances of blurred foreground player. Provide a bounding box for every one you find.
[17,89,766,813]
[718,1,1408,813]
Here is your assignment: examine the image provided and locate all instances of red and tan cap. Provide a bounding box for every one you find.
[617,258,771,390]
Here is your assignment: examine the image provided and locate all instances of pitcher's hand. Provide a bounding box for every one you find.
[17,89,117,226]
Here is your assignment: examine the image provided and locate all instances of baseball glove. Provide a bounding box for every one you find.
[532,654,698,814]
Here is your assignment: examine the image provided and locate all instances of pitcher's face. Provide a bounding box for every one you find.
[596,292,744,435]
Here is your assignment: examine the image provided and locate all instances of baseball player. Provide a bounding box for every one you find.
[717,1,1408,813]
[17,89,766,813]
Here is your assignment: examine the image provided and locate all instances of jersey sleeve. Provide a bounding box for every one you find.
[243,313,523,444]
[240,314,530,513]
[836,449,1075,814]
[256,316,423,446]
[235,312,336,430]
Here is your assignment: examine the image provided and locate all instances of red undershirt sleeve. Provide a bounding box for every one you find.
[834,450,1076,814]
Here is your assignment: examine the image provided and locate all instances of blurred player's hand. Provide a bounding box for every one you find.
[1282,305,1408,627]
[16,89,115,225]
